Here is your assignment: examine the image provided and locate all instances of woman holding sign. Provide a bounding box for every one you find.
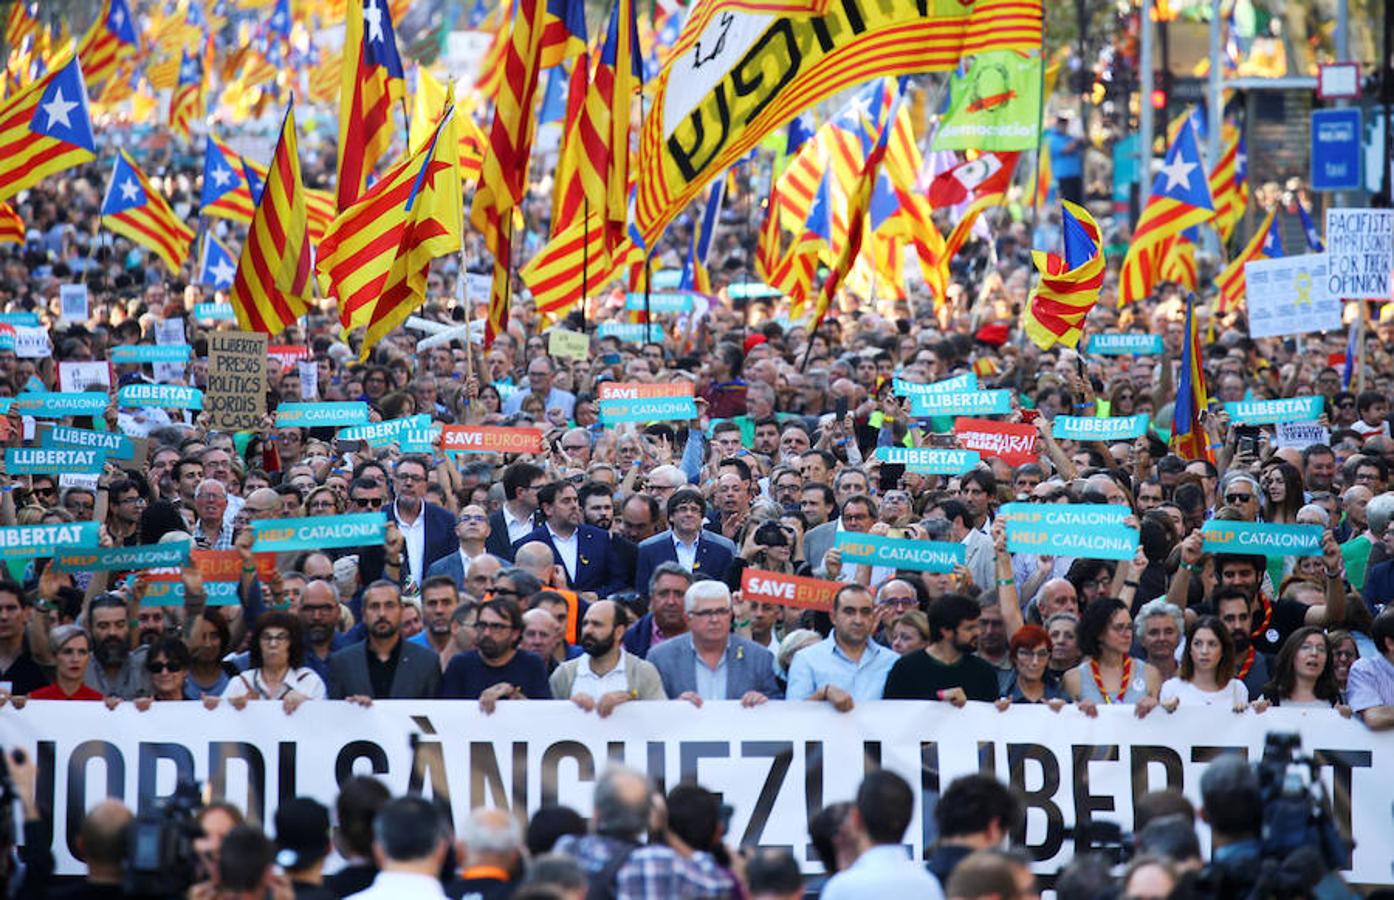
[1062,599,1163,717]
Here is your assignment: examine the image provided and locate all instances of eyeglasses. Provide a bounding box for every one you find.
[561,443,588,451]
[689,607,731,620]
[396,472,426,483]
[1297,643,1328,655]
[147,661,185,674]
[1016,648,1051,660]
[877,597,916,607]
[118,496,147,506]
[260,632,291,644]
[352,496,385,508]
[458,515,487,524]
[1224,493,1254,504]
[476,620,514,633]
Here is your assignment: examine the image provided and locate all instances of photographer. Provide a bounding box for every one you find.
[0,748,52,899]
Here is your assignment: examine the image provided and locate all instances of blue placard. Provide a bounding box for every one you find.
[205,580,240,606]
[1052,414,1149,441]
[194,303,237,321]
[54,540,191,572]
[0,312,40,327]
[727,282,782,299]
[909,389,1011,417]
[0,522,99,559]
[624,292,698,313]
[5,447,106,475]
[339,414,433,447]
[275,402,370,428]
[1311,108,1362,192]
[999,502,1131,528]
[1224,396,1324,425]
[110,344,193,364]
[137,577,186,606]
[252,513,386,553]
[999,502,1138,560]
[892,372,978,395]
[42,425,135,460]
[596,323,666,343]
[835,533,965,572]
[12,392,107,419]
[118,383,204,410]
[873,446,981,474]
[599,396,699,424]
[1086,333,1164,355]
[1201,521,1323,557]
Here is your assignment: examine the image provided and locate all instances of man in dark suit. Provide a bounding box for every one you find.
[635,487,736,597]
[328,580,441,700]
[579,481,638,589]
[486,462,546,562]
[513,481,625,598]
[424,503,491,585]
[388,455,456,589]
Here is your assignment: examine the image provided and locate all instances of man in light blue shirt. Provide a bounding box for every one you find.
[822,771,946,899]
[502,357,576,418]
[786,584,896,710]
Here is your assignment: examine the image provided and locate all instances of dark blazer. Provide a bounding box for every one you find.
[622,612,660,659]
[425,550,467,586]
[485,509,519,562]
[389,501,457,580]
[512,523,625,596]
[634,530,736,596]
[611,534,639,591]
[646,633,782,700]
[327,639,441,699]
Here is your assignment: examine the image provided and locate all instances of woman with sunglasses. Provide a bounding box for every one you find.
[1259,625,1351,715]
[137,637,193,707]
[224,612,324,714]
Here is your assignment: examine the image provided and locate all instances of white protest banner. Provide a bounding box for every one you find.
[1275,421,1330,450]
[3,702,1390,882]
[13,325,50,358]
[297,360,319,400]
[59,283,89,322]
[58,361,113,392]
[1325,208,1394,299]
[1245,254,1343,338]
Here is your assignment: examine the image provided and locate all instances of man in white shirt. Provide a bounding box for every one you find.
[550,600,666,713]
[822,771,946,899]
[347,796,450,900]
[487,463,546,561]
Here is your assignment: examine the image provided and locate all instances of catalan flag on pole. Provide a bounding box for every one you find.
[1022,200,1106,350]
[1208,128,1243,243]
[539,0,588,67]
[587,0,642,253]
[337,0,406,211]
[100,151,197,273]
[679,180,723,294]
[769,173,833,317]
[521,209,616,324]
[77,0,140,93]
[1215,206,1281,313]
[198,231,238,290]
[0,202,24,245]
[319,99,463,359]
[1172,293,1213,462]
[473,0,549,347]
[201,135,259,222]
[229,101,312,336]
[169,47,204,142]
[0,52,97,204]
[1118,117,1214,305]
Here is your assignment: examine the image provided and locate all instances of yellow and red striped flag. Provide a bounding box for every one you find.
[1157,231,1198,290]
[0,52,98,203]
[1208,128,1245,243]
[320,100,463,358]
[309,49,342,105]
[201,135,261,223]
[1023,200,1105,350]
[77,0,140,93]
[305,188,336,245]
[169,48,204,142]
[337,0,407,210]
[0,201,24,245]
[1216,206,1281,313]
[551,49,595,235]
[229,102,313,335]
[146,55,183,91]
[522,211,615,324]
[4,3,39,51]
[100,151,196,273]
[472,0,549,347]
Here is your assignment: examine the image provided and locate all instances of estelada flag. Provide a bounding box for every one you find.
[1023,200,1105,350]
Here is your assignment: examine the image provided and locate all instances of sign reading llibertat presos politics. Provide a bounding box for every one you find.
[4,702,1392,883]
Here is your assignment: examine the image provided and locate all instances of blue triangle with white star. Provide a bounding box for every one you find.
[1262,215,1284,258]
[177,49,202,87]
[30,55,96,152]
[201,139,243,205]
[869,171,899,232]
[1149,118,1213,210]
[786,112,815,157]
[199,232,237,289]
[101,154,148,217]
[243,160,265,207]
[108,0,140,47]
[806,175,834,244]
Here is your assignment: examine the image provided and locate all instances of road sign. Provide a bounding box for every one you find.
[1311,108,1362,191]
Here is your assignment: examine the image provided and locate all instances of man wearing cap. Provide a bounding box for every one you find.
[274,798,336,900]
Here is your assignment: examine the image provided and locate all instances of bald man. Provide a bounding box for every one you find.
[74,800,133,891]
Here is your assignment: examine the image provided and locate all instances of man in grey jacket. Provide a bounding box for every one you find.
[646,580,781,706]
[549,600,666,714]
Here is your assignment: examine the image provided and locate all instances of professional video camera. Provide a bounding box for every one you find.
[124,778,204,898]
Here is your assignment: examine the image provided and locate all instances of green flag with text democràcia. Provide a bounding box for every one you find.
[931,49,1043,152]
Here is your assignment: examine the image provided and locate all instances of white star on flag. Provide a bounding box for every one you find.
[41,87,78,131]
[209,256,236,285]
[364,0,385,42]
[1158,156,1197,193]
[210,164,233,188]
[119,179,140,202]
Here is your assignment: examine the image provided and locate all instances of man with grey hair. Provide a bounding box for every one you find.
[553,766,732,898]
[1360,494,1394,610]
[1134,598,1184,681]
[1217,472,1262,521]
[646,579,780,705]
[192,478,232,550]
[447,807,523,898]
[623,562,692,658]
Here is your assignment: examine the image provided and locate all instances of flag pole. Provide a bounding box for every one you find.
[581,199,589,333]
[1355,300,1368,394]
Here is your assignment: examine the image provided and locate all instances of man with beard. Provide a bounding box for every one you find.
[409,576,460,660]
[84,594,151,699]
[549,600,666,711]
[327,581,440,702]
[581,482,639,587]
[883,594,999,703]
[1214,588,1271,700]
[439,598,551,708]
[299,580,349,683]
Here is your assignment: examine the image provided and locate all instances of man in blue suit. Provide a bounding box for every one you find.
[513,481,625,598]
[388,456,456,590]
[646,579,781,704]
[634,487,736,597]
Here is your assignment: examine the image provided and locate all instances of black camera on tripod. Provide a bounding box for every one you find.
[124,778,205,898]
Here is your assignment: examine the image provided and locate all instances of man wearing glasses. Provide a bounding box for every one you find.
[502,357,576,419]
[646,580,779,706]
[425,504,492,584]
[103,477,147,547]
[387,456,456,591]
